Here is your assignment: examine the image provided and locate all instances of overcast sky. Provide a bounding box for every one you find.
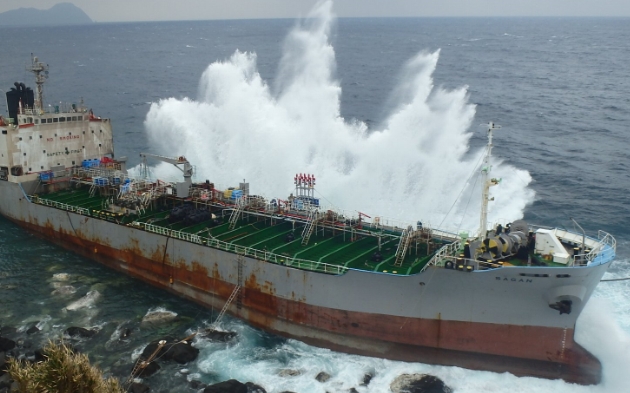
[1,0,629,22]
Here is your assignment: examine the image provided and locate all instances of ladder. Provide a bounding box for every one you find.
[212,283,240,327]
[301,210,320,246]
[394,227,413,267]
[228,197,247,230]
[236,254,244,309]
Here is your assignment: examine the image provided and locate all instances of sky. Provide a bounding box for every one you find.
[1,0,629,22]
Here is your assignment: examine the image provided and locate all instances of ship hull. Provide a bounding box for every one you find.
[0,180,609,384]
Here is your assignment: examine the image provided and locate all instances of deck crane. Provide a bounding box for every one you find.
[139,153,194,198]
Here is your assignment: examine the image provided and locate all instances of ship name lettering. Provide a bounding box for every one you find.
[59,135,80,141]
[496,277,533,283]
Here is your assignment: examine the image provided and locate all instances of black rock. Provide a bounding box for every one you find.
[390,374,453,393]
[348,389,359,393]
[128,382,150,393]
[141,337,172,359]
[140,337,199,364]
[119,328,132,340]
[315,371,331,383]
[64,327,96,338]
[204,379,248,393]
[200,328,237,342]
[245,382,266,393]
[0,338,15,352]
[169,341,199,364]
[0,327,16,337]
[33,349,46,362]
[0,352,7,381]
[0,366,10,383]
[361,373,373,386]
[26,325,40,335]
[132,359,161,378]
[190,380,207,390]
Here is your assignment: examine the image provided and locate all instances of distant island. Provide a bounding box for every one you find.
[0,3,92,26]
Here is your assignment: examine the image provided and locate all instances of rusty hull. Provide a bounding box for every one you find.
[7,214,601,385]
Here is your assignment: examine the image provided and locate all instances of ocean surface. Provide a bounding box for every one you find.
[1,4,629,393]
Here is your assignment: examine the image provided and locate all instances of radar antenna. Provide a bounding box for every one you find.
[26,54,49,114]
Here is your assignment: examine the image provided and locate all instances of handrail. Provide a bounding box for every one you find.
[31,196,91,216]
[423,241,461,272]
[131,221,349,275]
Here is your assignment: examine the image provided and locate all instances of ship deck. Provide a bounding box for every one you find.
[34,186,440,275]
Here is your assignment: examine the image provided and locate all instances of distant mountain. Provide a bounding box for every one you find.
[0,3,92,26]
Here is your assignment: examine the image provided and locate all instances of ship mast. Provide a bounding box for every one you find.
[479,122,501,239]
[26,54,49,114]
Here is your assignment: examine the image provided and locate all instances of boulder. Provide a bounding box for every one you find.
[278,369,302,377]
[128,382,151,393]
[140,337,199,364]
[0,372,13,391]
[390,374,452,393]
[200,328,237,342]
[361,373,373,386]
[190,380,207,390]
[245,382,266,393]
[0,327,16,337]
[0,338,15,352]
[64,290,100,311]
[51,285,76,296]
[26,325,40,335]
[132,359,160,378]
[33,349,46,362]
[141,309,177,325]
[64,327,96,338]
[204,379,248,393]
[119,328,132,340]
[0,352,7,375]
[169,341,199,364]
[315,371,331,383]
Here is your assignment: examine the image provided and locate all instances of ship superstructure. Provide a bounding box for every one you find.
[0,56,616,385]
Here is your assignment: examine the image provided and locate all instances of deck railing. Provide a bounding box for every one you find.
[32,196,91,216]
[131,221,348,275]
[423,241,462,272]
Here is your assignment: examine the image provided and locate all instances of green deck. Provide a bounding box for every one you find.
[34,186,435,275]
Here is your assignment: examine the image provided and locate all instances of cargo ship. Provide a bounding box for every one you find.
[0,56,616,384]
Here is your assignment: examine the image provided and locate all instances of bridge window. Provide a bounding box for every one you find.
[2,130,6,134]
[60,117,66,122]
[72,116,77,121]
[53,118,58,123]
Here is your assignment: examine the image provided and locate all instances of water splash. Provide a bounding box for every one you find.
[143,0,534,232]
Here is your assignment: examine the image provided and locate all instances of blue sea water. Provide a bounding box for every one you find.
[1,8,629,393]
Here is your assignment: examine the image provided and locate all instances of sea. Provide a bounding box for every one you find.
[1,2,629,392]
